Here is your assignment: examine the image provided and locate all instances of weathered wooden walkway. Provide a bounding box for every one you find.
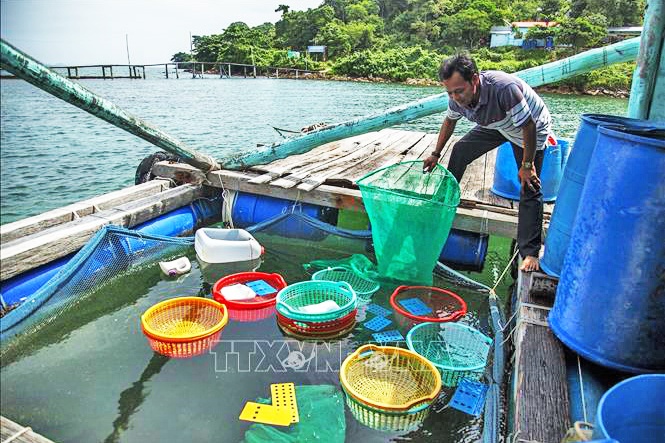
[154,128,554,239]
[1,416,55,443]
[510,270,570,442]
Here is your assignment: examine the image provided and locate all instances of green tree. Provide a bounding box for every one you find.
[170,52,192,63]
[315,22,352,57]
[557,16,607,49]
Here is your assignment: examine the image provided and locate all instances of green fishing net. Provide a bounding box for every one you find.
[356,161,460,285]
[241,385,346,443]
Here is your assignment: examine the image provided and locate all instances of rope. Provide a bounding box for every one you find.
[577,354,588,423]
[490,248,520,296]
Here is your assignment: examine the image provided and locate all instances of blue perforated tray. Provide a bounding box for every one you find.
[449,378,488,417]
[363,316,392,332]
[365,303,391,317]
[399,297,433,315]
[372,330,404,343]
[245,280,277,296]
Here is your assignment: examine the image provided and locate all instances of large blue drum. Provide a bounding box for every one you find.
[549,125,665,373]
[541,114,662,277]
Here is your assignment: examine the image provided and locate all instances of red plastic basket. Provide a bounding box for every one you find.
[277,308,357,335]
[212,272,286,322]
[278,318,356,340]
[389,285,467,327]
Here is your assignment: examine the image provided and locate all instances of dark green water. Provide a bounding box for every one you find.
[0,225,513,443]
[0,76,627,224]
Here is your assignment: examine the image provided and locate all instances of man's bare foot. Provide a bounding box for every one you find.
[520,256,540,272]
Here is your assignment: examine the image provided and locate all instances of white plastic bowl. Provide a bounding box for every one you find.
[195,228,263,264]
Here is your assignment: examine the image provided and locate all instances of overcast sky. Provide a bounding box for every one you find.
[1,0,323,65]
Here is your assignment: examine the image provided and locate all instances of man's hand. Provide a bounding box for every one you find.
[423,155,439,173]
[518,164,541,193]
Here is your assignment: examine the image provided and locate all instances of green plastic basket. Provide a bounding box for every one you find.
[341,384,433,432]
[311,267,380,302]
[406,322,492,387]
[276,281,357,322]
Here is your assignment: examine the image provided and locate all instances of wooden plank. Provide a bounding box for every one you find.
[1,416,56,443]
[269,131,390,188]
[401,133,438,162]
[248,131,382,184]
[0,184,203,281]
[511,270,570,443]
[293,130,423,191]
[0,180,171,244]
[152,163,522,238]
[329,130,427,185]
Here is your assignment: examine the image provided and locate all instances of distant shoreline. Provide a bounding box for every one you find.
[1,71,629,98]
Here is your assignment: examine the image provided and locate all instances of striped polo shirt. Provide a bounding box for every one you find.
[446,71,553,150]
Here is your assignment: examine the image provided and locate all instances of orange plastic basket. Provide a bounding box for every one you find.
[141,297,228,358]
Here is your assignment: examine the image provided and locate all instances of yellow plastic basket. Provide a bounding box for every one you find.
[141,297,228,358]
[340,344,442,431]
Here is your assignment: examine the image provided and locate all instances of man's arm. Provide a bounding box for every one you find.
[424,117,457,172]
[519,119,540,192]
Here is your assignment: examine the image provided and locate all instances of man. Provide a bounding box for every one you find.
[424,54,553,272]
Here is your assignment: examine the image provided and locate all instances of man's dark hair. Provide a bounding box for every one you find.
[439,54,478,82]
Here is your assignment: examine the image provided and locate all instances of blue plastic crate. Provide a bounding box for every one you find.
[399,297,432,315]
[364,316,392,332]
[365,303,391,317]
[372,330,404,343]
[245,279,277,296]
[449,378,489,417]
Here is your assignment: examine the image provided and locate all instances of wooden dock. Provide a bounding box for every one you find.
[153,128,554,239]
[1,416,55,443]
[509,270,570,442]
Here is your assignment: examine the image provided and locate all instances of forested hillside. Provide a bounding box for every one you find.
[172,0,645,92]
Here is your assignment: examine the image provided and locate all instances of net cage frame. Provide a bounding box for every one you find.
[1,225,194,343]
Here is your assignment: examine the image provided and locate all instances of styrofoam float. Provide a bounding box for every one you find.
[195,228,264,264]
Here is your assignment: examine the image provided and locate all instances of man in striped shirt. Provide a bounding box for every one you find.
[424,54,554,272]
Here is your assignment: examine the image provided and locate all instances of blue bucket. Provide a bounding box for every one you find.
[541,114,663,277]
[491,140,571,202]
[232,192,338,240]
[593,374,665,442]
[549,125,665,373]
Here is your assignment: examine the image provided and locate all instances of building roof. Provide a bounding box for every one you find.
[607,26,642,34]
[490,26,512,33]
[512,21,558,28]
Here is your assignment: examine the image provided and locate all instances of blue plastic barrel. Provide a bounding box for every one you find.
[593,374,665,442]
[541,115,663,277]
[549,125,665,373]
[232,192,338,240]
[439,229,488,271]
[491,140,571,202]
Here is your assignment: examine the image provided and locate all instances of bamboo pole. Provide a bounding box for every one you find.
[0,38,220,172]
[628,0,664,119]
[224,37,641,169]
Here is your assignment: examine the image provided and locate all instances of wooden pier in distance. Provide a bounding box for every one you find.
[153,128,555,239]
[0,61,323,80]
